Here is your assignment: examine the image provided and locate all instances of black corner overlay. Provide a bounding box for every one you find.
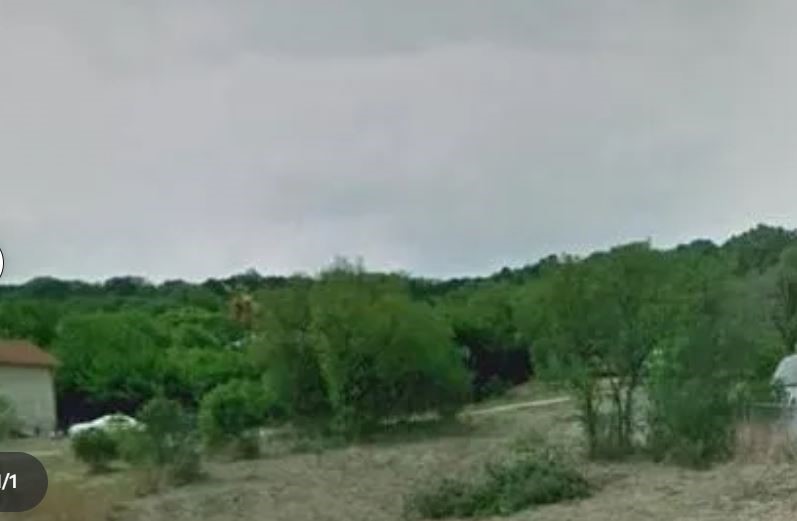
[0,452,48,512]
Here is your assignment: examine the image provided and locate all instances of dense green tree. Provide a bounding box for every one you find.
[723,224,797,275]
[54,312,168,419]
[527,255,611,455]
[439,283,531,398]
[645,254,750,466]
[770,246,797,354]
[311,272,470,432]
[253,285,329,419]
[527,243,676,455]
[0,300,62,346]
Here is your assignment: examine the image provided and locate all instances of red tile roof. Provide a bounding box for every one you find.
[0,340,58,368]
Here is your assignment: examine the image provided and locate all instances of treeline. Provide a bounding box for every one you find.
[0,224,795,443]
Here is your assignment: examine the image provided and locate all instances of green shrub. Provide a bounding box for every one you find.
[0,396,18,440]
[116,427,152,465]
[403,446,589,519]
[198,379,270,455]
[646,378,736,468]
[122,397,202,488]
[71,429,118,473]
[311,275,471,434]
[168,433,203,485]
[254,271,471,436]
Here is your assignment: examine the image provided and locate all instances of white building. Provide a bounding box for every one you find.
[0,340,58,436]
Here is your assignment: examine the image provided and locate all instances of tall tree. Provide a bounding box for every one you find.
[771,246,797,354]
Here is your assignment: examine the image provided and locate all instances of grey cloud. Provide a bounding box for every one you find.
[1,1,797,282]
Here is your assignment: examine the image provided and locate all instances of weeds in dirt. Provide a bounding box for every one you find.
[403,433,590,519]
[736,419,797,463]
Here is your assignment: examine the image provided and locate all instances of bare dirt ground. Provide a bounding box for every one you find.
[9,390,797,521]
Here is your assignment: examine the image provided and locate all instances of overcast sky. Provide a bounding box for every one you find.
[1,1,796,283]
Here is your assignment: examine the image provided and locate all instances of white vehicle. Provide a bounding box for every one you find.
[67,413,142,438]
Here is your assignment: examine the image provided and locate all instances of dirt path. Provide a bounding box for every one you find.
[465,396,571,417]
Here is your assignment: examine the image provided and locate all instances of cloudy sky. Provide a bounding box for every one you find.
[1,1,796,283]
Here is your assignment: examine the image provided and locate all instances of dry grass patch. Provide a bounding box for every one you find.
[736,420,797,463]
[19,480,126,521]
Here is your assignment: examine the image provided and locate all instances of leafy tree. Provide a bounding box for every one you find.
[723,224,797,275]
[645,255,749,466]
[161,347,257,406]
[0,300,62,346]
[253,286,329,419]
[440,284,531,398]
[311,268,470,433]
[530,243,674,456]
[770,246,797,354]
[54,312,167,421]
[596,243,672,451]
[529,255,611,456]
[156,306,242,350]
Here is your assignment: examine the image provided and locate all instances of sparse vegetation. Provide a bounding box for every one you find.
[403,439,590,519]
[119,397,203,490]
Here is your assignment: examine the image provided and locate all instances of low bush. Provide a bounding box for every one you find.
[198,379,270,458]
[120,397,203,490]
[403,444,589,519]
[71,429,118,473]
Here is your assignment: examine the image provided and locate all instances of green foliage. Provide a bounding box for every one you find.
[254,269,470,434]
[441,284,523,350]
[438,284,531,398]
[525,254,615,456]
[724,224,797,275]
[311,271,470,433]
[198,379,271,453]
[120,397,202,486]
[71,429,118,473]
[253,285,330,419]
[54,312,167,408]
[645,257,748,468]
[527,243,742,459]
[2,225,796,462]
[162,347,257,406]
[0,396,19,440]
[0,300,62,346]
[403,444,589,519]
[770,246,797,354]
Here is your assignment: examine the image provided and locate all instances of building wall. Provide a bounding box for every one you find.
[0,365,56,435]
